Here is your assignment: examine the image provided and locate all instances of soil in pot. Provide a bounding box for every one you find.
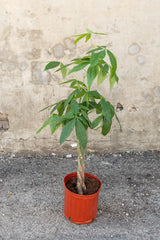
[66,176,100,195]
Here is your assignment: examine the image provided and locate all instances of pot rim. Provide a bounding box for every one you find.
[64,172,102,198]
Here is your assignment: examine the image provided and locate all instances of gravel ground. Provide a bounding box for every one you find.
[0,151,160,240]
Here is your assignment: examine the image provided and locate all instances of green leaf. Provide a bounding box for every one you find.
[79,104,90,111]
[87,90,102,99]
[101,98,114,121]
[50,100,64,114]
[62,111,74,120]
[59,79,77,85]
[57,101,65,116]
[87,46,106,54]
[97,64,109,85]
[85,33,91,42]
[45,61,60,71]
[91,115,103,129]
[87,65,99,89]
[81,110,90,123]
[68,62,89,75]
[60,119,76,144]
[64,91,75,108]
[86,28,93,34]
[107,50,117,78]
[39,103,56,112]
[70,80,87,89]
[36,116,53,134]
[60,63,67,79]
[102,118,112,136]
[55,63,73,72]
[74,88,86,98]
[75,119,87,149]
[115,112,122,132]
[95,102,102,114]
[50,114,59,134]
[73,33,88,45]
[78,116,89,128]
[90,50,106,67]
[71,99,79,115]
[109,73,119,89]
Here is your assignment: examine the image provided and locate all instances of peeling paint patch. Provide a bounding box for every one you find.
[153,86,160,98]
[64,38,75,50]
[31,61,52,85]
[1,61,17,71]
[128,43,140,55]
[29,30,43,41]
[0,50,14,61]
[52,44,64,59]
[18,61,28,71]
[137,55,146,65]
[25,48,41,60]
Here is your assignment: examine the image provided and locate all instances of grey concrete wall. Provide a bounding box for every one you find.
[0,0,160,154]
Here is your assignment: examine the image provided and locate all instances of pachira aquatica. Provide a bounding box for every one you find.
[37,29,121,195]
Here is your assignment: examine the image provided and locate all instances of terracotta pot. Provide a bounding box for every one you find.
[64,172,102,224]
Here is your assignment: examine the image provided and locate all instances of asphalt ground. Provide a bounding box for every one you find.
[0,151,160,240]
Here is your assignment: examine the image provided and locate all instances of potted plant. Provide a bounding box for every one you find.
[37,29,121,224]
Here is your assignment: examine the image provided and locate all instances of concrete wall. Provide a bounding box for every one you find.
[0,0,160,154]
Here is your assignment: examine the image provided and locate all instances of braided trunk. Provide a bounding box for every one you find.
[77,141,86,195]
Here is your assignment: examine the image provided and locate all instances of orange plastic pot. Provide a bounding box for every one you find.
[64,172,102,224]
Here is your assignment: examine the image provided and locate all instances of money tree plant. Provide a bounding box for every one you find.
[37,29,120,195]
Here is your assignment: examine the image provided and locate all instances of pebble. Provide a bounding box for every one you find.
[71,143,77,148]
[52,153,56,156]
[10,153,16,158]
[66,154,72,158]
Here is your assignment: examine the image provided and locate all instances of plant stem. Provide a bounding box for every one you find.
[77,140,86,195]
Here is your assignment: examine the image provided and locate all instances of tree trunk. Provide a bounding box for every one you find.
[77,141,86,195]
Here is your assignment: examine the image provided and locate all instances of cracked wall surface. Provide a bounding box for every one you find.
[0,0,160,153]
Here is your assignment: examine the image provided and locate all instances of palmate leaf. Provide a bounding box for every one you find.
[87,46,106,54]
[87,90,102,99]
[107,50,117,78]
[97,64,109,86]
[39,103,56,112]
[36,117,52,134]
[87,65,99,89]
[70,80,87,90]
[90,50,106,67]
[101,98,115,121]
[44,61,60,71]
[59,79,77,85]
[60,63,67,79]
[57,100,65,116]
[55,63,73,73]
[75,119,87,149]
[70,99,79,115]
[91,115,103,129]
[102,117,112,136]
[60,119,76,145]
[73,33,88,45]
[64,89,86,109]
[68,62,89,75]
[50,100,65,115]
[109,73,119,89]
[78,116,89,129]
[50,115,59,134]
[85,33,91,42]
